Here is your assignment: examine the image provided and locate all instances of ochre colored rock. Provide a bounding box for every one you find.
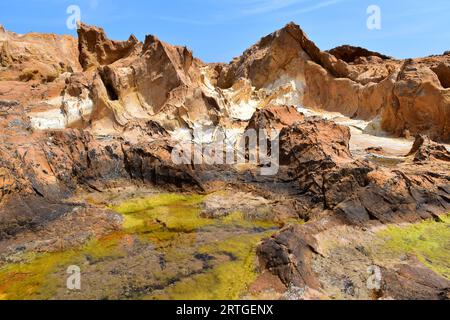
[217,22,450,142]
[77,23,140,71]
[246,105,305,134]
[407,135,450,162]
[0,22,449,300]
[0,25,80,83]
[279,119,352,168]
[77,23,223,133]
[3,22,449,141]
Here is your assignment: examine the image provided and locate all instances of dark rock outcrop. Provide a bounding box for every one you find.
[407,135,450,162]
[257,118,450,291]
[328,45,391,63]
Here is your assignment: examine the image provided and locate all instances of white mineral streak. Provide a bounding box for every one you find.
[29,108,67,130]
[29,96,94,130]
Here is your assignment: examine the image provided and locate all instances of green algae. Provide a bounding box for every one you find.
[0,233,125,300]
[112,193,204,215]
[147,232,272,300]
[111,193,210,234]
[376,214,450,279]
[0,250,76,300]
[0,192,278,300]
[112,194,277,300]
[221,211,278,229]
[281,218,306,226]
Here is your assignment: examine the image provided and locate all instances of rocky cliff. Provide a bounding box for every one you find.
[217,22,450,142]
[0,22,449,300]
[2,22,449,140]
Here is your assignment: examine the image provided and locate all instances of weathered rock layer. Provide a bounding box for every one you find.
[0,22,449,300]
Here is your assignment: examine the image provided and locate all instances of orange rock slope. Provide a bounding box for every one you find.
[1,22,449,141]
[218,22,450,142]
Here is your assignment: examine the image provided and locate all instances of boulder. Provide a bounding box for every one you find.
[407,135,450,162]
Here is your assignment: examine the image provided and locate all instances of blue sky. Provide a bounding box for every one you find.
[1,0,449,62]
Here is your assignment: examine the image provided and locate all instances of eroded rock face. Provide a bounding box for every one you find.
[246,105,305,134]
[77,23,141,71]
[77,23,223,133]
[258,119,450,292]
[0,22,449,300]
[0,123,204,240]
[0,25,81,83]
[3,22,449,141]
[216,22,450,142]
[382,59,450,141]
[431,62,450,89]
[279,119,352,168]
[257,223,321,289]
[217,22,317,89]
[407,135,450,162]
[380,262,450,300]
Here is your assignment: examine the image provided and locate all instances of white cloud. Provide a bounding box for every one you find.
[151,0,345,26]
[240,0,305,15]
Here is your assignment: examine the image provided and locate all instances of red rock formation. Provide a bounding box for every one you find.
[258,118,450,293]
[218,22,450,142]
[407,134,450,162]
[382,59,450,141]
[77,23,140,70]
[3,22,448,140]
[246,105,305,133]
[0,25,80,82]
[1,22,448,229]
[77,23,222,132]
[0,22,449,300]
